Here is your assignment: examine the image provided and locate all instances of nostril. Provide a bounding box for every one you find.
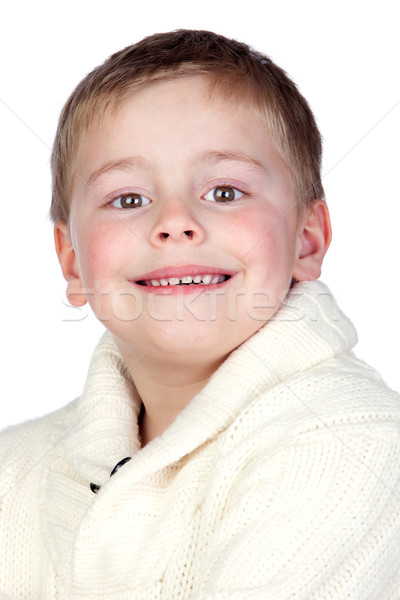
[158,230,195,241]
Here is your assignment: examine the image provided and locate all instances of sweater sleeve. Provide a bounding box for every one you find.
[190,427,400,600]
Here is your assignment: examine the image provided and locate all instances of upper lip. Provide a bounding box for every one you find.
[133,264,236,282]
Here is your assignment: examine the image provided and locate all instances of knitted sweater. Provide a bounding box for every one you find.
[1,281,400,599]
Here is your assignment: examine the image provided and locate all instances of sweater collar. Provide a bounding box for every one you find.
[64,280,357,486]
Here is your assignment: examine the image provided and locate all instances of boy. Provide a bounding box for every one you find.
[1,29,400,599]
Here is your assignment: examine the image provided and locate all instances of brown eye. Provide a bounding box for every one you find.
[110,193,151,208]
[204,186,244,203]
[214,187,235,202]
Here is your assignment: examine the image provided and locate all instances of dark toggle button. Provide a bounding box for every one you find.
[110,456,132,477]
[90,456,132,494]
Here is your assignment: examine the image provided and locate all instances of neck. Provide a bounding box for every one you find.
[115,342,225,446]
[136,373,211,446]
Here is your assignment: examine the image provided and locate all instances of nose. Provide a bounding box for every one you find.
[149,196,206,247]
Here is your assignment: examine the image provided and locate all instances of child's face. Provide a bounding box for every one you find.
[56,76,328,368]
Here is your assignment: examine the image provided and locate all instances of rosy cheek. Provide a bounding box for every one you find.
[229,212,264,238]
[231,213,277,257]
[82,221,123,279]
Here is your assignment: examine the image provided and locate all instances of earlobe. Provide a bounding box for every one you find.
[54,222,87,307]
[293,200,332,282]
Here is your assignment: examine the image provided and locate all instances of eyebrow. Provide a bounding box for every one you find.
[86,149,268,189]
[86,156,152,188]
[194,150,268,172]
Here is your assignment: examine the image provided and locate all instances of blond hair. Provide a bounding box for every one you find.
[50,30,324,223]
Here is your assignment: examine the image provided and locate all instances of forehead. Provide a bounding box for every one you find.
[72,75,292,193]
[83,75,260,144]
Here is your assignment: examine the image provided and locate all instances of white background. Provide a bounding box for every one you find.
[0,0,399,429]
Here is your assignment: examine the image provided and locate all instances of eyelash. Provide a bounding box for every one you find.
[106,185,247,209]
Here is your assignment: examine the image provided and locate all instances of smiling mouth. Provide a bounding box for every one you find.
[137,274,231,287]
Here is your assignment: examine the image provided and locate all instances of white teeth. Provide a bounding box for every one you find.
[202,274,212,285]
[146,273,228,286]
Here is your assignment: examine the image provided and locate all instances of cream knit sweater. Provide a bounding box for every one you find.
[1,281,400,599]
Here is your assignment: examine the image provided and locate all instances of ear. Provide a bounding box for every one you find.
[292,199,332,282]
[54,222,87,307]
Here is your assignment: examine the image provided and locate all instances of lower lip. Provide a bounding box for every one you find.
[131,277,233,295]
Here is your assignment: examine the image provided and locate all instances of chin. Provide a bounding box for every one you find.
[154,321,238,361]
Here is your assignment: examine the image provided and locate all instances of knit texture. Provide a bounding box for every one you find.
[1,280,400,599]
